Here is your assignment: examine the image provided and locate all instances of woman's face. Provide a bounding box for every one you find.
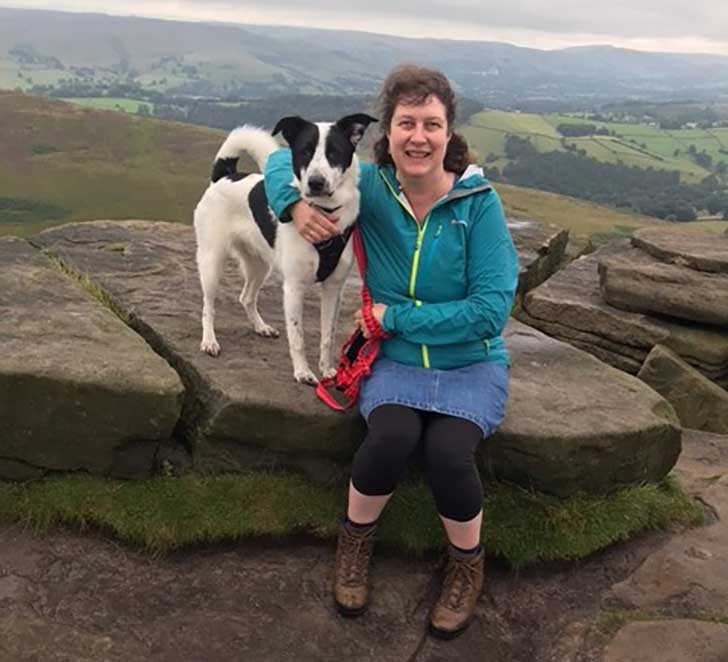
[387,94,451,182]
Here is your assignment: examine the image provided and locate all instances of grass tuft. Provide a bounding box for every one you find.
[0,472,703,565]
[43,252,131,324]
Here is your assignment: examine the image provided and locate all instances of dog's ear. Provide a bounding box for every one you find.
[272,116,311,146]
[335,113,378,148]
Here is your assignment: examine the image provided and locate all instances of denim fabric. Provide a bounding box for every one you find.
[359,357,510,438]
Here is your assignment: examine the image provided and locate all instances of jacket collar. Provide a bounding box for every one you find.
[378,164,491,207]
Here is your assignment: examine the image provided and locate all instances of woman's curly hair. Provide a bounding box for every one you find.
[373,64,473,175]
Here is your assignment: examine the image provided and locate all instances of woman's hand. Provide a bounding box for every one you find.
[354,303,387,338]
[290,200,340,243]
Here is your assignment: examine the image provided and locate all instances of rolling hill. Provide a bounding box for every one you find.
[2,7,728,105]
[0,91,722,244]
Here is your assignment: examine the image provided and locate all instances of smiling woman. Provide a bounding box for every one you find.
[264,64,519,639]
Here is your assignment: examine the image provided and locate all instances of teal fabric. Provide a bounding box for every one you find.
[264,149,519,369]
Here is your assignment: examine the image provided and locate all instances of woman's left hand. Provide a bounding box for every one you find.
[354,304,387,338]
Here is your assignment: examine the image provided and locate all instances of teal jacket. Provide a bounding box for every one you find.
[264,149,519,369]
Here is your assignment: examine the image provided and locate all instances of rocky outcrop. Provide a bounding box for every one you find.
[486,322,681,495]
[21,220,681,495]
[507,218,569,296]
[0,237,184,478]
[599,244,728,326]
[518,235,728,389]
[638,345,728,434]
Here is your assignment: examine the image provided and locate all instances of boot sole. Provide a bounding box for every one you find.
[335,600,368,618]
[428,618,471,640]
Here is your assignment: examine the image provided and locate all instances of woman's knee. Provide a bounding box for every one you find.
[367,404,423,450]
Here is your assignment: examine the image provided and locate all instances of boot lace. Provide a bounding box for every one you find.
[338,527,375,585]
[441,555,480,610]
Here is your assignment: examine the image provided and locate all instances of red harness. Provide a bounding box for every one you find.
[316,227,389,411]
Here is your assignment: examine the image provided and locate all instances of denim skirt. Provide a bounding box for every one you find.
[359,357,510,438]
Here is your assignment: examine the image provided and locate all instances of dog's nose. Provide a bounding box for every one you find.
[307,175,327,195]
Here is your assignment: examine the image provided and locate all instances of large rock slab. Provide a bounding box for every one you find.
[603,620,728,662]
[507,218,569,296]
[33,222,681,495]
[638,345,728,434]
[519,240,728,384]
[32,220,365,482]
[0,237,184,478]
[484,321,681,496]
[608,429,728,617]
[599,245,728,326]
[632,226,728,274]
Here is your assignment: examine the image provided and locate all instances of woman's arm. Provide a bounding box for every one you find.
[381,192,519,346]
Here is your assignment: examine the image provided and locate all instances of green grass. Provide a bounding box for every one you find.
[61,97,155,114]
[465,110,726,183]
[0,472,703,566]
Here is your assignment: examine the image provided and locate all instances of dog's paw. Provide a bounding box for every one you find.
[320,366,338,380]
[255,324,280,339]
[200,340,221,357]
[294,369,319,386]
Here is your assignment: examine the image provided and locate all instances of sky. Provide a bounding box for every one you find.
[3,0,728,56]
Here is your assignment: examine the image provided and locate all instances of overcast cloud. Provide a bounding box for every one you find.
[3,0,728,55]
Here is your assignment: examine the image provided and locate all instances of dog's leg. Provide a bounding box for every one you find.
[236,252,279,338]
[319,279,344,380]
[197,246,226,356]
[283,281,317,385]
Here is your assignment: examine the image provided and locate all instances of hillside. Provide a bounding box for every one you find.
[1,91,722,244]
[3,7,728,105]
[463,110,728,183]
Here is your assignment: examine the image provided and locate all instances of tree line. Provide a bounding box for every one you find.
[488,135,728,221]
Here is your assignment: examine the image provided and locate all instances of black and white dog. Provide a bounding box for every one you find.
[193,113,377,384]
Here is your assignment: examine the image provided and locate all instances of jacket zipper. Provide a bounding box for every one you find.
[379,171,432,368]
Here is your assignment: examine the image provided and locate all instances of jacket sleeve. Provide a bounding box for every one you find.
[381,192,518,346]
[263,148,301,220]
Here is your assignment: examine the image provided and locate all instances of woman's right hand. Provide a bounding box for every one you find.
[290,200,340,244]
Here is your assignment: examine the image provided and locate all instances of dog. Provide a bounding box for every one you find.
[193,113,377,384]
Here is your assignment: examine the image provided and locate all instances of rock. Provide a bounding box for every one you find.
[32,221,365,482]
[507,218,569,295]
[603,620,728,662]
[0,236,184,479]
[519,240,728,384]
[632,226,728,274]
[485,321,681,496]
[31,222,683,495]
[638,345,728,434]
[599,245,728,326]
[608,430,728,616]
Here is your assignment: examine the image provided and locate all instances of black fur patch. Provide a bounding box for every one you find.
[211,157,238,183]
[315,224,355,282]
[248,180,276,248]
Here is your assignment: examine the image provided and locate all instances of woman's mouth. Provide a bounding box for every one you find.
[405,149,430,159]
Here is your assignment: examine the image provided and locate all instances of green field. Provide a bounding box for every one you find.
[62,97,155,114]
[0,91,722,244]
[464,110,728,183]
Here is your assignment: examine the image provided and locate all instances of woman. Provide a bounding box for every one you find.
[265,65,518,639]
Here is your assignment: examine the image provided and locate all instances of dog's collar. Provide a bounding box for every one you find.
[311,203,342,214]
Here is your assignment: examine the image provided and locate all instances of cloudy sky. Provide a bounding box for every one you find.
[3,0,728,55]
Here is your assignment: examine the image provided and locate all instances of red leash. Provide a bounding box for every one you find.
[316,226,389,411]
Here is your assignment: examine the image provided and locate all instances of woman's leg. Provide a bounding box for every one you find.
[334,403,423,616]
[422,413,486,638]
[422,413,484,543]
[348,403,424,523]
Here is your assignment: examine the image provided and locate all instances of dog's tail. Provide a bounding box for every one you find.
[210,125,280,183]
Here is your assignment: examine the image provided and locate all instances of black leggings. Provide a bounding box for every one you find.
[351,404,484,522]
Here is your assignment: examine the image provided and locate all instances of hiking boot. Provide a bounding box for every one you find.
[429,546,484,639]
[333,522,376,617]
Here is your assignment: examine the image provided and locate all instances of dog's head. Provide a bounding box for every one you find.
[273,113,377,203]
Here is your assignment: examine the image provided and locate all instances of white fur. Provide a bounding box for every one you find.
[193,124,360,385]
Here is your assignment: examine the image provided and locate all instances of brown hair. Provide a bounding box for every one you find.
[373,64,473,174]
